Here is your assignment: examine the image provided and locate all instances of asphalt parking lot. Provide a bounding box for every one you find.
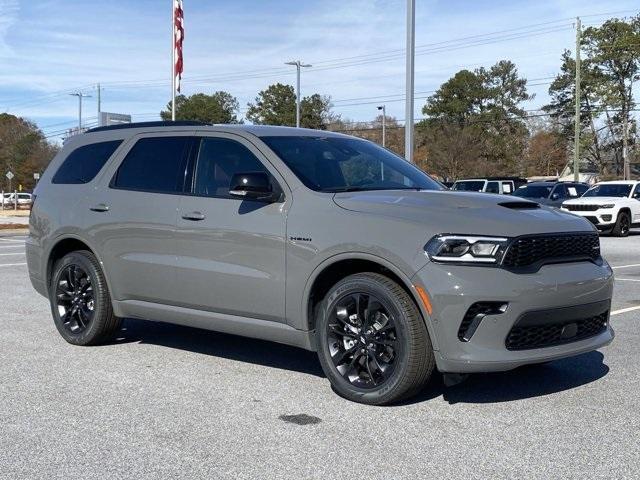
[1,233,639,479]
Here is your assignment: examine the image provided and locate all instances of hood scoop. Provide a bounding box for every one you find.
[498,201,540,210]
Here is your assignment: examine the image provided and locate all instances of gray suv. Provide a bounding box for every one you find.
[27,122,614,405]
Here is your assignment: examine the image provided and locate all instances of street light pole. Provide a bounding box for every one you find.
[70,92,92,131]
[405,0,416,163]
[285,60,312,128]
[377,105,386,147]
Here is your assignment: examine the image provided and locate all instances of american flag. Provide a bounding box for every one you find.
[173,0,184,92]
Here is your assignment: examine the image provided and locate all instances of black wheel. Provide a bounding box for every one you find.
[316,273,435,405]
[612,211,630,237]
[50,250,121,346]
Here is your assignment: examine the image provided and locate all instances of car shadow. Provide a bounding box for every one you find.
[401,350,609,406]
[110,319,609,404]
[111,318,325,377]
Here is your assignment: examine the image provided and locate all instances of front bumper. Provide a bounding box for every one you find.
[413,259,614,373]
[560,208,616,229]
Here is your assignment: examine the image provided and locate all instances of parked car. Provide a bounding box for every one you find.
[451,177,525,195]
[513,181,589,207]
[561,180,640,237]
[1,192,32,206]
[27,122,614,405]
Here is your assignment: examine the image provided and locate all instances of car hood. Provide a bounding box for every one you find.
[333,190,594,237]
[563,196,625,205]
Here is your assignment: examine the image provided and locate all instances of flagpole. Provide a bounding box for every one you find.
[171,0,176,121]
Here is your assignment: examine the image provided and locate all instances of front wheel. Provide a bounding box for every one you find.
[49,250,121,346]
[612,211,631,237]
[316,273,435,405]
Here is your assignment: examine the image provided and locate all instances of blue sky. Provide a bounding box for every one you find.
[0,0,638,142]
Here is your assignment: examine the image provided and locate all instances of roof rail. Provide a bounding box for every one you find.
[86,121,208,133]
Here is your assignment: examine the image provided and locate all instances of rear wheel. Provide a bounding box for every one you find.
[612,211,630,237]
[50,250,121,345]
[316,273,434,405]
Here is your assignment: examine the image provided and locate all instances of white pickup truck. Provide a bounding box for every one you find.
[561,180,640,237]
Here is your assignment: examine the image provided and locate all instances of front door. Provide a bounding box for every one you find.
[174,134,288,322]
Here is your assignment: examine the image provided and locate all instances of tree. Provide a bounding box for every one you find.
[161,91,241,123]
[246,83,336,129]
[419,60,532,177]
[522,122,568,177]
[544,15,640,177]
[0,114,58,191]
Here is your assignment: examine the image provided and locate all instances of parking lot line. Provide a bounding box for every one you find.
[0,262,26,267]
[0,252,25,256]
[611,305,640,316]
[611,263,640,270]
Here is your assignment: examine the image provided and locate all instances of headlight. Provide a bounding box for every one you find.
[425,235,509,264]
[599,204,615,209]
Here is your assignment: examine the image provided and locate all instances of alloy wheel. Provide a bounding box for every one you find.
[55,264,95,334]
[326,292,399,389]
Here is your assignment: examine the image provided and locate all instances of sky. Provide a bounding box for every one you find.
[0,0,638,142]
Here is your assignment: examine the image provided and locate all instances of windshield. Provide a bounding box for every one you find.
[260,136,443,192]
[583,184,632,198]
[513,185,553,198]
[452,181,485,192]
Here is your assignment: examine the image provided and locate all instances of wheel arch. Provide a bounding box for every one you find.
[302,253,437,349]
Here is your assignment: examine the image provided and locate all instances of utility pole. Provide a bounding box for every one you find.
[377,105,387,147]
[623,79,632,179]
[405,0,415,163]
[285,60,312,128]
[97,83,102,126]
[70,92,92,131]
[573,17,581,182]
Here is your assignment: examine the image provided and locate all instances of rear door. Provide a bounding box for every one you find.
[174,133,289,322]
[86,132,195,304]
[632,184,640,223]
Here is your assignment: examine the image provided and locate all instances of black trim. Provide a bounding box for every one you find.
[87,121,207,133]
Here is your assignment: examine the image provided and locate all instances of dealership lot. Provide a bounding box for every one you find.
[0,233,638,479]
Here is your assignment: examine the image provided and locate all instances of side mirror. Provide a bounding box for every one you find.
[229,172,276,201]
[551,193,560,200]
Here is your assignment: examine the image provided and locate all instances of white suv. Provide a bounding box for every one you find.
[561,181,640,237]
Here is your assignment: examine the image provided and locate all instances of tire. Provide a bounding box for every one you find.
[316,273,435,405]
[49,250,121,346]
[611,211,631,237]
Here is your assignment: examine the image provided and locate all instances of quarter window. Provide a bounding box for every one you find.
[52,140,122,184]
[193,138,271,198]
[112,137,192,193]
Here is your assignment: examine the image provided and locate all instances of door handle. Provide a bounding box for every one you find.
[90,204,110,212]
[181,211,206,221]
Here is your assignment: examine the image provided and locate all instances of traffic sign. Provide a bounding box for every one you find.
[34,173,40,180]
[6,171,14,180]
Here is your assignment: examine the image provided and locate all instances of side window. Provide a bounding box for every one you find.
[112,137,192,193]
[632,184,640,199]
[486,181,500,194]
[193,138,271,198]
[575,184,589,196]
[52,140,122,184]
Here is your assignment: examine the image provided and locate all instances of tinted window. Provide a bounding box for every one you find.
[551,185,567,199]
[513,185,553,198]
[113,137,191,193]
[486,181,500,194]
[193,138,270,197]
[52,140,122,184]
[453,181,485,192]
[575,184,589,196]
[261,136,442,192]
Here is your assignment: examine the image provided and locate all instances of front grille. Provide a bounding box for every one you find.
[564,204,599,212]
[506,311,608,350]
[502,233,600,269]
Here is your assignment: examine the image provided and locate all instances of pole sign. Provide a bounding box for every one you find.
[100,112,132,127]
[6,171,13,180]
[34,173,40,180]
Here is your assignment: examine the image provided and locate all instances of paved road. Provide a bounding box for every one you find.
[0,233,639,479]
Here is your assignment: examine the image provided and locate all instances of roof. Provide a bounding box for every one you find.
[596,180,640,185]
[85,121,349,138]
